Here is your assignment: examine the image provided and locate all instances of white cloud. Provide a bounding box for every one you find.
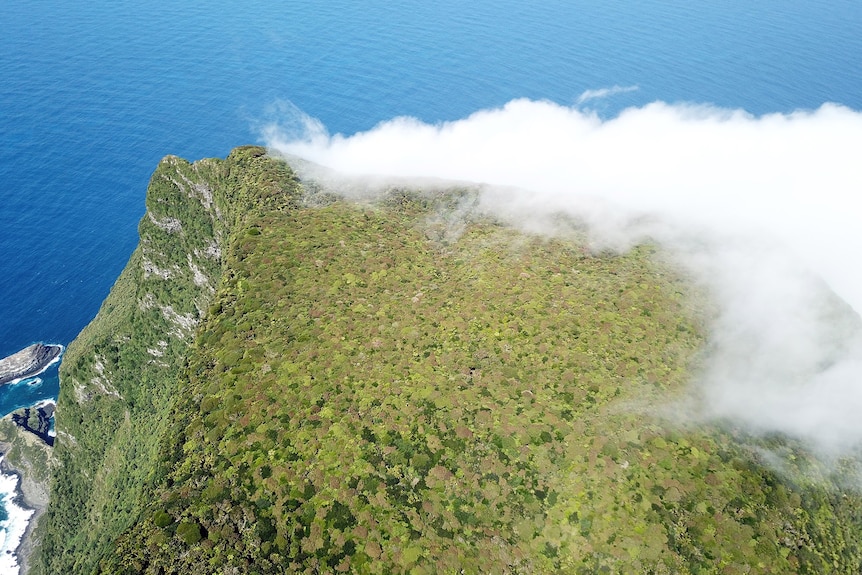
[576,84,639,105]
[265,98,862,455]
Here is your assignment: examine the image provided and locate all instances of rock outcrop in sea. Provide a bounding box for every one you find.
[0,344,62,386]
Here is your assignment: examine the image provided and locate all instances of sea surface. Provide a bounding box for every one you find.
[1,0,860,571]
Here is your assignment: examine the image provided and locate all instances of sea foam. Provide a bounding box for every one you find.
[0,456,33,575]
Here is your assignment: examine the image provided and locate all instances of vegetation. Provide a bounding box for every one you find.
[36,147,862,574]
[32,146,300,575]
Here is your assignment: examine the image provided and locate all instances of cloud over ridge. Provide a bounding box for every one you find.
[265,98,862,456]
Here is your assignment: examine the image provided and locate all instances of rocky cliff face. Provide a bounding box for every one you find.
[30,146,300,575]
[32,147,862,574]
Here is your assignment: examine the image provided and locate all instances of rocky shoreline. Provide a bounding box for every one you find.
[0,344,63,386]
[0,344,61,574]
[0,402,56,575]
[0,455,36,575]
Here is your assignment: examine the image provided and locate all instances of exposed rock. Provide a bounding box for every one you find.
[187,254,212,290]
[0,344,62,385]
[161,304,199,340]
[142,257,178,280]
[89,355,121,399]
[196,238,222,260]
[10,401,55,447]
[146,209,183,233]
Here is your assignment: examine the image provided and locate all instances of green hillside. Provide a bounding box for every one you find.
[35,147,862,574]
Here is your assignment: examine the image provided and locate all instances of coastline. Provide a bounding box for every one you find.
[0,401,56,575]
[0,454,38,575]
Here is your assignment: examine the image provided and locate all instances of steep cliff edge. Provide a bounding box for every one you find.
[31,146,300,574]
[35,147,862,574]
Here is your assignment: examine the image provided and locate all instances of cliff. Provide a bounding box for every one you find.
[30,146,300,574]
[31,147,862,574]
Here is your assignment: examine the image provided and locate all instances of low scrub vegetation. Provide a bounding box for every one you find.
[38,147,862,574]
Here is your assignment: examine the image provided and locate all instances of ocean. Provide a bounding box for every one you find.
[1,0,860,571]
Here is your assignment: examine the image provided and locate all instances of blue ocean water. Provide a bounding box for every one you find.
[2,0,861,368]
[0,0,860,568]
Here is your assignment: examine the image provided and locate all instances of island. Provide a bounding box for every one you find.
[0,343,63,385]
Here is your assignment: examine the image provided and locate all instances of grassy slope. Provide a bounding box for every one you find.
[73,158,861,573]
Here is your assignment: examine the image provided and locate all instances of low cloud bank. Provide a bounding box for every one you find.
[265,98,862,456]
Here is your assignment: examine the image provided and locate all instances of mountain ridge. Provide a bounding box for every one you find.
[26,146,862,574]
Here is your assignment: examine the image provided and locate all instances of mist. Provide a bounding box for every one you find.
[264,97,862,457]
